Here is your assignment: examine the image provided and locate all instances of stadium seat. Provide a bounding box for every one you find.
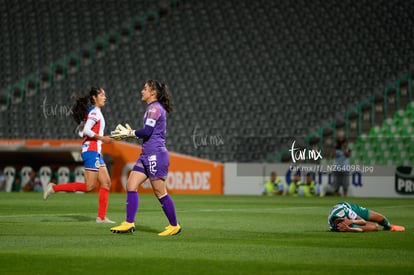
[0,89,10,112]
[19,166,33,191]
[57,167,70,184]
[25,77,40,97]
[39,166,52,191]
[74,166,85,182]
[9,86,25,104]
[2,166,16,192]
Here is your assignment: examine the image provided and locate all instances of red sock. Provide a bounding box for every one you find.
[53,182,87,192]
[98,187,109,219]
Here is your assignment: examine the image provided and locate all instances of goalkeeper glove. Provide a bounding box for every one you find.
[110,123,135,140]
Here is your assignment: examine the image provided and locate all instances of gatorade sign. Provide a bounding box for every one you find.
[102,141,224,194]
[395,166,414,195]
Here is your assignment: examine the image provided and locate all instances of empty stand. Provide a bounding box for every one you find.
[351,101,414,165]
[1,0,414,162]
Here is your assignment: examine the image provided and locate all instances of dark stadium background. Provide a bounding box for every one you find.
[0,0,413,165]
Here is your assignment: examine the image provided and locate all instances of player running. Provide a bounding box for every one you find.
[110,80,180,236]
[43,87,115,224]
[328,201,405,232]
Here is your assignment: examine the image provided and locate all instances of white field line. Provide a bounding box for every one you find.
[0,208,314,218]
[0,213,85,219]
[0,205,413,219]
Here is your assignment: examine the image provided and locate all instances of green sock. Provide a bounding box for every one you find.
[380,218,391,230]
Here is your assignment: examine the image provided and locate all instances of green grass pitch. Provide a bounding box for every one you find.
[0,193,413,274]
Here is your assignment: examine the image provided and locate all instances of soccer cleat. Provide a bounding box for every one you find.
[96,217,116,224]
[110,221,135,233]
[43,183,55,200]
[158,224,181,236]
[390,224,405,232]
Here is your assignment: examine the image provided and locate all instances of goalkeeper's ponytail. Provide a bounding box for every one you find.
[71,86,103,124]
[147,80,172,113]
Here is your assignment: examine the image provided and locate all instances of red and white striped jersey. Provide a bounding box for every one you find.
[81,106,105,154]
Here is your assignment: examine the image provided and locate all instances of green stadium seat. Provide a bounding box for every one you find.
[401,117,412,127]
[379,126,393,137]
[366,149,375,159]
[395,141,405,151]
[407,152,414,165]
[393,109,405,123]
[352,141,362,153]
[385,158,395,166]
[374,155,384,165]
[384,117,394,127]
[406,101,414,112]
[362,142,371,151]
[401,126,413,137]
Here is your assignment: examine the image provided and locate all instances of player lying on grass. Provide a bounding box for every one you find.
[328,201,405,232]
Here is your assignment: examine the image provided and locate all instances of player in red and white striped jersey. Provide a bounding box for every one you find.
[43,87,115,224]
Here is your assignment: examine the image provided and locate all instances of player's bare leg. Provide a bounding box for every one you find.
[369,211,404,231]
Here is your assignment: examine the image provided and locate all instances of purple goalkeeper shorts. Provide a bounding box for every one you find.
[132,149,170,180]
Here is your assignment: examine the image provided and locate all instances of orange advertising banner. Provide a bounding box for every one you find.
[0,139,82,148]
[102,141,224,194]
[0,139,224,194]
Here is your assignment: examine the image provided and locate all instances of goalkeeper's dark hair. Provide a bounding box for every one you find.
[147,80,172,113]
[71,86,103,124]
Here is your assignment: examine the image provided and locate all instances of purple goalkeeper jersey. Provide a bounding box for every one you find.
[141,101,167,154]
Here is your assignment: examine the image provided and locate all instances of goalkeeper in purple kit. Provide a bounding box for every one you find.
[110,80,180,236]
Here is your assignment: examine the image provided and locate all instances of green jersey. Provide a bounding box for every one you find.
[328,202,389,232]
[328,202,358,231]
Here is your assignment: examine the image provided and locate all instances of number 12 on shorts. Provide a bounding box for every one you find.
[148,155,157,175]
